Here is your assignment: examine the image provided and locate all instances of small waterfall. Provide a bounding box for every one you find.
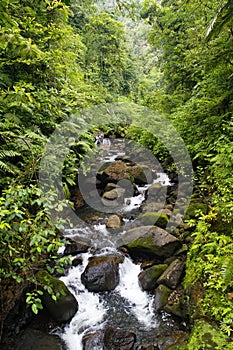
[58,250,157,350]
[116,257,156,326]
[59,253,107,350]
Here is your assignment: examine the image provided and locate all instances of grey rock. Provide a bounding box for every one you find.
[81,254,124,292]
[157,259,185,289]
[118,226,181,260]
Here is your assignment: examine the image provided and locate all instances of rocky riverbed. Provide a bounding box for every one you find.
[2,137,204,350]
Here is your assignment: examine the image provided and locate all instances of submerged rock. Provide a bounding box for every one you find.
[82,330,104,350]
[81,254,124,292]
[119,226,181,260]
[104,325,136,350]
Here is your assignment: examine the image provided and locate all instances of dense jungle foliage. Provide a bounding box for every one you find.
[0,0,232,348]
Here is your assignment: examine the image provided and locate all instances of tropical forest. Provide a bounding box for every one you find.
[0,0,233,349]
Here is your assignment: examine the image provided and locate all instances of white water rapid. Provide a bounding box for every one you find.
[56,139,174,349]
[58,249,157,350]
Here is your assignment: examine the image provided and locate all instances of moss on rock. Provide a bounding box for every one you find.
[36,270,78,322]
[138,264,168,291]
[186,319,232,350]
[141,212,169,228]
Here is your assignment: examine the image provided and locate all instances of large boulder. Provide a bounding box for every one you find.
[81,254,124,292]
[36,271,78,323]
[138,264,168,291]
[103,325,136,350]
[16,328,65,350]
[98,161,152,186]
[157,259,185,289]
[118,226,181,260]
[99,161,132,183]
[128,164,151,185]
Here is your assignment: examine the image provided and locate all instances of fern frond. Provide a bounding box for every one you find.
[0,160,16,174]
[0,150,21,158]
[222,257,233,287]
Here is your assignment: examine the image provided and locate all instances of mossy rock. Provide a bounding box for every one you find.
[154,284,172,311]
[141,212,169,228]
[156,331,189,350]
[128,164,152,184]
[210,215,233,235]
[164,301,184,318]
[138,264,168,291]
[36,270,78,322]
[121,226,181,260]
[187,319,232,350]
[185,202,208,219]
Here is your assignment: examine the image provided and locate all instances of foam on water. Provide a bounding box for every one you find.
[116,256,156,326]
[59,253,107,350]
[58,250,157,350]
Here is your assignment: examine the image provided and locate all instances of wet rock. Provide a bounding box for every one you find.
[106,215,122,228]
[103,188,121,200]
[163,287,187,319]
[16,328,64,350]
[154,284,172,311]
[141,212,169,229]
[119,226,181,260]
[142,202,165,213]
[158,208,172,218]
[163,302,184,319]
[101,161,132,183]
[72,256,83,267]
[64,238,89,256]
[82,330,104,350]
[174,244,188,257]
[104,182,119,191]
[138,264,168,291]
[102,187,125,207]
[141,260,160,269]
[129,164,151,185]
[81,254,124,292]
[157,259,185,289]
[104,325,136,350]
[156,331,188,350]
[36,271,78,322]
[147,183,164,197]
[98,161,152,186]
[136,345,158,350]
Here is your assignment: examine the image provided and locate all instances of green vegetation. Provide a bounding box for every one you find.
[0,0,233,347]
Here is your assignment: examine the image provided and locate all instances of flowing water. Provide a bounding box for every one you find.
[56,138,180,349]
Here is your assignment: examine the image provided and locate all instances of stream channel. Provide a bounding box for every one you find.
[55,138,187,349]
